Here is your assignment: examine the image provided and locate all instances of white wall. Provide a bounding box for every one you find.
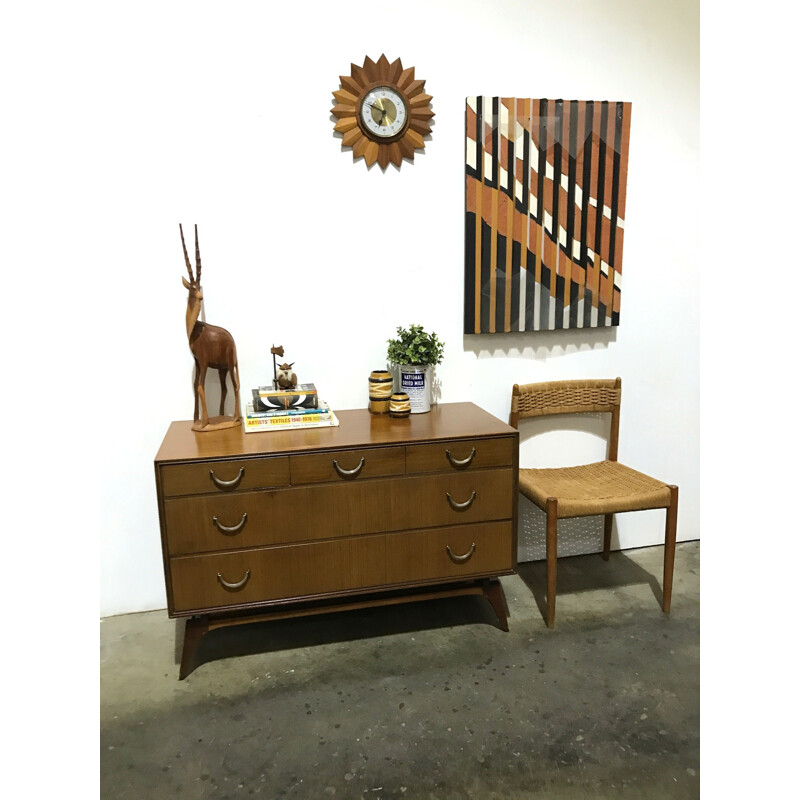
[4,0,699,618]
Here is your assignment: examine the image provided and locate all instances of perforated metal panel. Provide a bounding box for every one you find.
[517,496,605,562]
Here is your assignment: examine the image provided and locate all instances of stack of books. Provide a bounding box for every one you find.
[243,383,340,434]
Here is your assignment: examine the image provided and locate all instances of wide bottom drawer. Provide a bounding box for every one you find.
[169,521,513,614]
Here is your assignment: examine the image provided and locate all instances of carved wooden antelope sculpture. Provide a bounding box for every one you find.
[180,224,241,431]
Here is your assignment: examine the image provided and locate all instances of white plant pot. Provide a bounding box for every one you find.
[396,364,433,413]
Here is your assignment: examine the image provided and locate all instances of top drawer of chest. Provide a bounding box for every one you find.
[158,434,514,496]
[160,457,290,497]
[290,445,405,484]
[405,436,514,474]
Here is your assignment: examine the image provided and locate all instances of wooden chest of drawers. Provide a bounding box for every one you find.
[154,402,518,678]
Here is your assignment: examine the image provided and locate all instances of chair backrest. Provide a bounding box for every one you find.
[510,378,622,461]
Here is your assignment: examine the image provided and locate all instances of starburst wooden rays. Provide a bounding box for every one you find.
[331,55,434,169]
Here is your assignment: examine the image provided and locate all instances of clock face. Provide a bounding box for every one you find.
[360,86,407,139]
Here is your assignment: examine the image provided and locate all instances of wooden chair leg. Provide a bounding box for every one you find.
[545,498,558,628]
[661,485,679,613]
[602,513,613,560]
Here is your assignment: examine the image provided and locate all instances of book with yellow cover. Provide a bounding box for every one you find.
[243,402,339,434]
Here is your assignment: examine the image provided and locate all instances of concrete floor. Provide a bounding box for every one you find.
[101,542,699,799]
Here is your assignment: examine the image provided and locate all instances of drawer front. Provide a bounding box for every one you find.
[289,446,405,485]
[163,467,514,557]
[405,436,514,475]
[236,469,514,547]
[397,469,514,529]
[383,521,513,585]
[166,478,408,554]
[160,457,290,497]
[169,521,513,614]
[164,492,279,556]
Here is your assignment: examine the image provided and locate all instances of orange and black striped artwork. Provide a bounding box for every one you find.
[465,98,632,333]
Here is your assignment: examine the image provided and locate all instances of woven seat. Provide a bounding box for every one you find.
[510,378,678,628]
[519,461,672,517]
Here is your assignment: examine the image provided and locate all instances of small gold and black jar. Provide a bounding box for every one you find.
[389,391,411,419]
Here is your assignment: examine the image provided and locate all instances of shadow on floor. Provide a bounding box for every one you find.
[516,548,663,625]
[174,548,665,675]
[102,543,699,799]
[174,592,503,675]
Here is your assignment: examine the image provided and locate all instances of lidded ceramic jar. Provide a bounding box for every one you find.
[368,369,393,414]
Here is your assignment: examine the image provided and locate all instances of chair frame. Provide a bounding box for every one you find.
[510,377,678,627]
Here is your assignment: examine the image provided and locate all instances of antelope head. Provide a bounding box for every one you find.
[180,223,203,338]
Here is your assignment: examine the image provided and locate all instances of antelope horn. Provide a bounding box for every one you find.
[179,223,195,283]
[194,224,202,285]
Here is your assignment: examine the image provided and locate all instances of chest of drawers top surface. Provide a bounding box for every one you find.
[155,402,515,464]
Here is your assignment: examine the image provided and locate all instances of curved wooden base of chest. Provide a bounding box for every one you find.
[177,576,510,680]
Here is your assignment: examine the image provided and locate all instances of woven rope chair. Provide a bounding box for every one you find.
[510,378,678,628]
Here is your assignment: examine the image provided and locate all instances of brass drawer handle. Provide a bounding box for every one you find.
[447,490,477,511]
[217,569,251,590]
[333,457,365,478]
[446,543,476,563]
[446,447,476,468]
[209,467,244,491]
[212,513,248,535]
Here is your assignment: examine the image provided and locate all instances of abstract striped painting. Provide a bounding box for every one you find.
[465,98,632,333]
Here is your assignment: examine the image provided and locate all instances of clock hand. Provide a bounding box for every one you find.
[369,104,388,126]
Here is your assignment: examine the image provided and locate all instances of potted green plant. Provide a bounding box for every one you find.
[386,324,445,413]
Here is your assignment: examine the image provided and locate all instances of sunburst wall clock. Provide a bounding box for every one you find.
[331,54,434,170]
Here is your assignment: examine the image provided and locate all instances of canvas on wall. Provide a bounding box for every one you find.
[465,98,632,334]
